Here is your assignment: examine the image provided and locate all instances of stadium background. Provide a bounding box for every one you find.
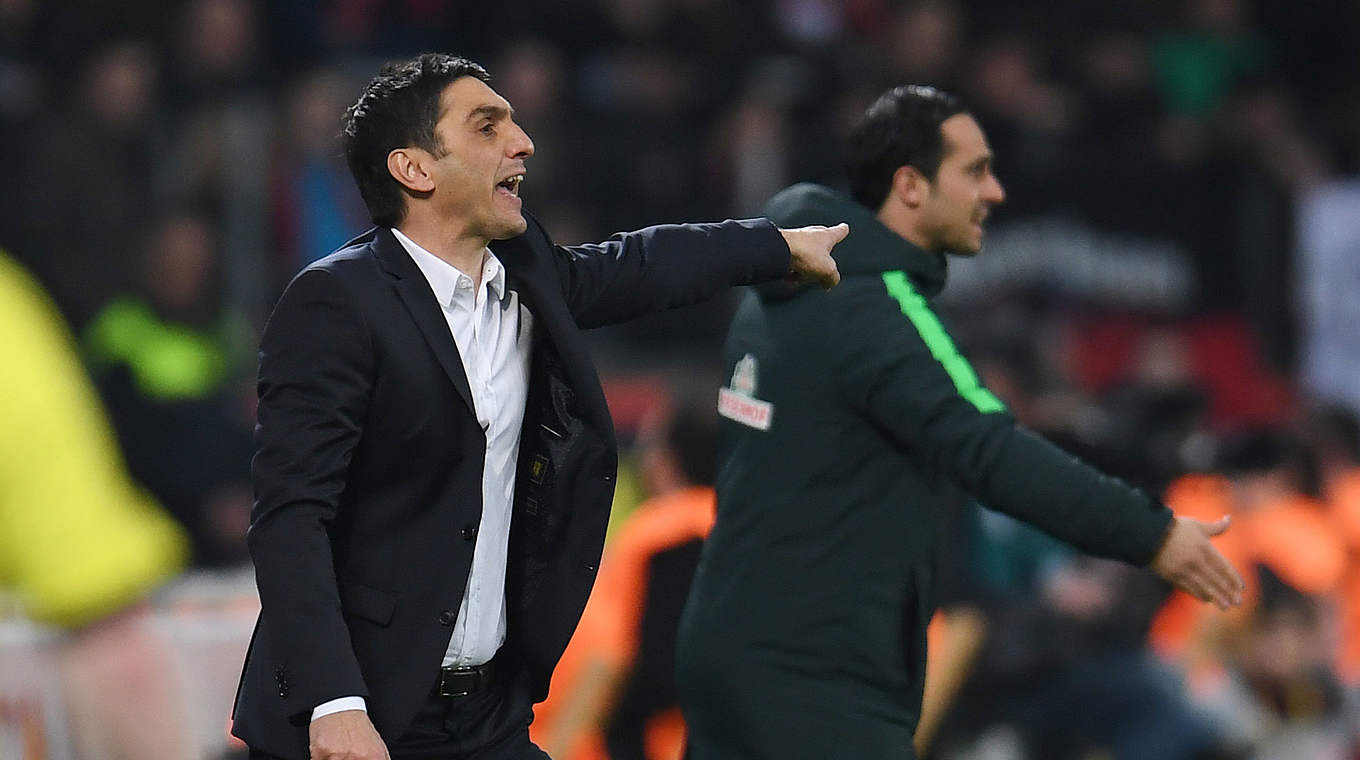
[1,0,1359,757]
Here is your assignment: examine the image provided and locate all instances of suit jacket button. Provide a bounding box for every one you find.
[461,525,477,541]
[438,610,456,626]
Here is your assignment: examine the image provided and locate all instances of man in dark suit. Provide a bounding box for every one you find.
[230,53,844,760]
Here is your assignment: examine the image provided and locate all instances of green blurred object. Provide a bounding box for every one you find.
[83,296,253,401]
[1153,32,1264,117]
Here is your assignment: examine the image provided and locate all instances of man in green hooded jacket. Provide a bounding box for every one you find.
[676,85,1244,759]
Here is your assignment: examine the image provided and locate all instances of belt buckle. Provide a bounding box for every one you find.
[438,668,474,697]
[438,662,492,697]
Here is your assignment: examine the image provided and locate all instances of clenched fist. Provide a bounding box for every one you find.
[309,710,389,760]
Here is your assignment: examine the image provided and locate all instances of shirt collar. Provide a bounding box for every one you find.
[390,228,506,305]
[483,253,507,301]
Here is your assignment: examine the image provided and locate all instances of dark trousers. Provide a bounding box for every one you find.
[249,675,548,760]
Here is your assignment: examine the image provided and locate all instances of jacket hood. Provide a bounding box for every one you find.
[757,183,948,301]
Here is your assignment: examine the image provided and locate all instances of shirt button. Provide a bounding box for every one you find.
[461,525,478,541]
[438,610,456,626]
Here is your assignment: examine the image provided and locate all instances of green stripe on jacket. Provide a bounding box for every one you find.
[881,270,1006,414]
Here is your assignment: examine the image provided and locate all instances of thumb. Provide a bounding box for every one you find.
[1201,514,1231,537]
[828,222,850,245]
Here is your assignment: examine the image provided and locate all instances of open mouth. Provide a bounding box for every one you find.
[496,174,524,197]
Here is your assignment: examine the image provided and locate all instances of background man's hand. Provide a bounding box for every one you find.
[1150,515,1245,610]
[778,223,847,290]
[309,710,389,760]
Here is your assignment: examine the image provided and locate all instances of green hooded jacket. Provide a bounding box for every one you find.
[677,183,1173,758]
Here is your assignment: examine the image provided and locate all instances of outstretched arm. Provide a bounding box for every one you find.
[540,214,844,328]
[828,278,1242,607]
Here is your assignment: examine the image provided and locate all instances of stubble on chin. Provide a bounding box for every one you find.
[498,214,528,239]
[476,212,528,242]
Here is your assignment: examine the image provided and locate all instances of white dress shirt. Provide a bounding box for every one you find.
[312,228,533,721]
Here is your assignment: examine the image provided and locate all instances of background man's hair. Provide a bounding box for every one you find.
[845,85,967,211]
[342,53,491,228]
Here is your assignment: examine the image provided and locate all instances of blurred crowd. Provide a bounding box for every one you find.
[1,0,1359,758]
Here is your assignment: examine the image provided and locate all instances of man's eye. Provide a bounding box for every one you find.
[480,123,495,135]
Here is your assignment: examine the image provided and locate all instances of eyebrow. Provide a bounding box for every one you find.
[466,104,512,122]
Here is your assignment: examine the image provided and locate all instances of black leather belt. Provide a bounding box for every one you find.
[437,659,497,697]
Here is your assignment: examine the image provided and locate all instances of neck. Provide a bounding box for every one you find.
[396,213,488,288]
[876,200,934,252]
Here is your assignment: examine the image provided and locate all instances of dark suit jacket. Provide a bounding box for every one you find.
[231,214,789,757]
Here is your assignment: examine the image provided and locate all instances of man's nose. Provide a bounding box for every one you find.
[986,174,1005,204]
[510,122,534,159]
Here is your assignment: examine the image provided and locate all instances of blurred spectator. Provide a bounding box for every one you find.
[159,0,273,315]
[262,0,487,68]
[578,43,709,230]
[879,1,963,90]
[1196,567,1356,759]
[1149,431,1346,690]
[269,67,368,279]
[1299,404,1360,504]
[772,0,848,49]
[0,248,189,757]
[965,34,1075,220]
[936,547,1220,760]
[1066,29,1167,237]
[13,38,157,328]
[491,37,593,242]
[532,400,720,760]
[83,210,255,568]
[0,0,41,247]
[1302,405,1360,684]
[1151,0,1264,120]
[709,73,797,216]
[1296,177,1360,418]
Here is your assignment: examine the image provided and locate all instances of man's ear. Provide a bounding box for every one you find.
[387,148,435,193]
[889,165,929,209]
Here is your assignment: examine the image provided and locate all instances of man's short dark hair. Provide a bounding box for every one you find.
[846,85,967,211]
[343,53,491,228]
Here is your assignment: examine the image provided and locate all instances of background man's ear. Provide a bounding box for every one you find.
[890,165,929,209]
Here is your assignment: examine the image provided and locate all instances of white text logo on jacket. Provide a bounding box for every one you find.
[718,353,773,431]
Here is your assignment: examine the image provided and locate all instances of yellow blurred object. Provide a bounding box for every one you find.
[0,250,188,628]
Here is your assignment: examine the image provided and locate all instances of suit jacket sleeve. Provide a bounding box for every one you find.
[543,216,791,328]
[827,277,1173,566]
[249,267,373,716]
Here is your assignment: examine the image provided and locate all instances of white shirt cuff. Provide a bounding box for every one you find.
[311,696,367,722]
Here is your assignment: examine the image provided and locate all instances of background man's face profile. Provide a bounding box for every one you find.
[916,114,1006,255]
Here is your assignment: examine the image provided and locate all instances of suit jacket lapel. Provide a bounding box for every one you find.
[370,228,477,417]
